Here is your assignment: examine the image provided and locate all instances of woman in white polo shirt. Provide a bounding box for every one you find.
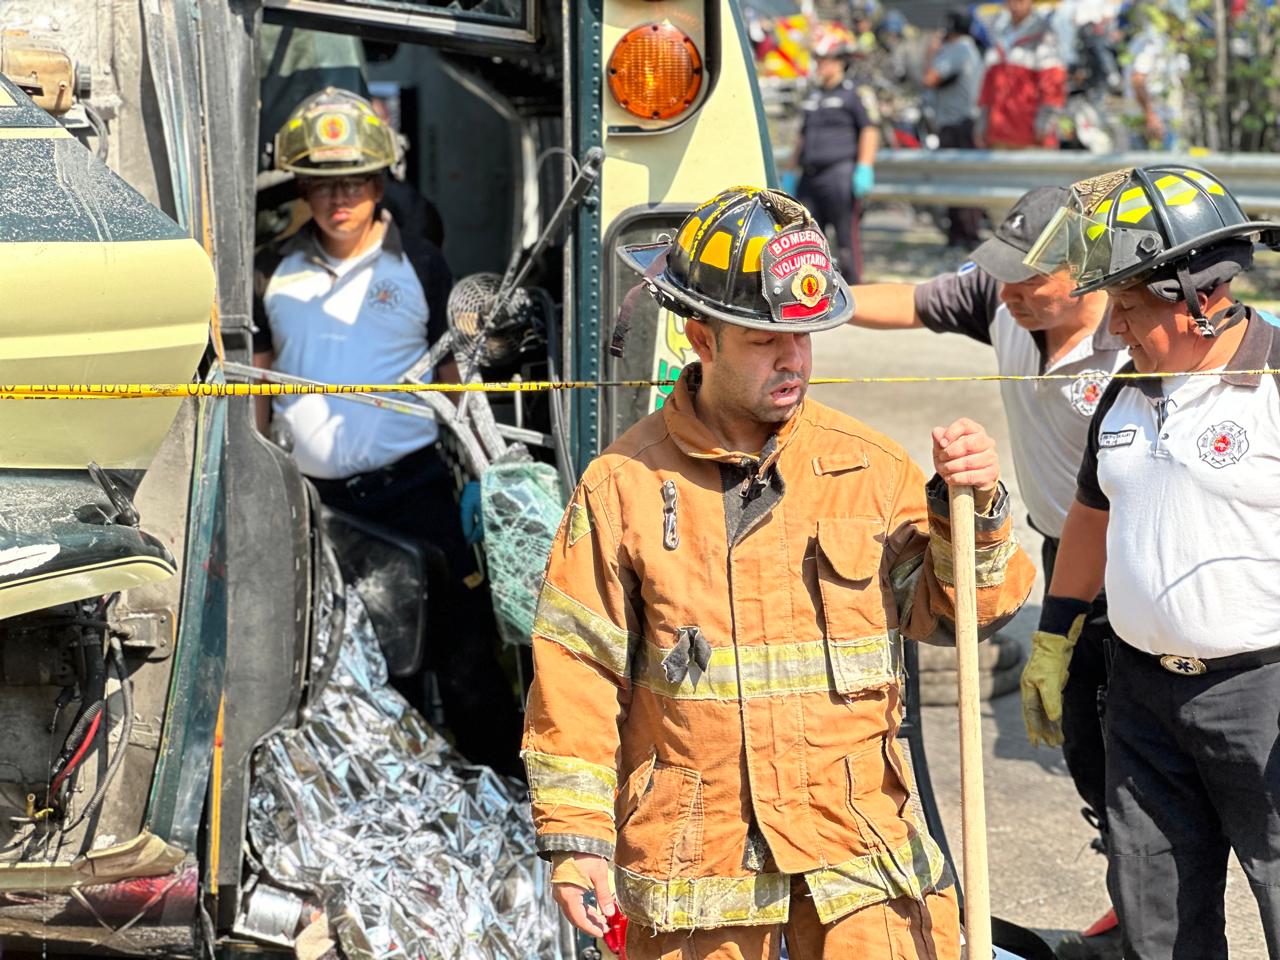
[1022,164,1280,958]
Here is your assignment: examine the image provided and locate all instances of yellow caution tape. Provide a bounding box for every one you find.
[0,369,1276,400]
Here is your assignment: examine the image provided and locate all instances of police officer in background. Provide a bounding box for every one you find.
[1022,165,1280,958]
[785,25,879,283]
[253,87,522,776]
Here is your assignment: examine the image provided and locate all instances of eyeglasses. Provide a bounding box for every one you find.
[301,175,377,199]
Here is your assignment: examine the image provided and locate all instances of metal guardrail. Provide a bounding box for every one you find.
[871,150,1280,216]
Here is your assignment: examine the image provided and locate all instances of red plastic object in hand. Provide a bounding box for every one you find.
[604,910,628,957]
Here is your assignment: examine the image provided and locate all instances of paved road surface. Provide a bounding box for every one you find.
[815,216,1268,955]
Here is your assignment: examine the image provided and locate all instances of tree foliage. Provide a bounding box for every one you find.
[1151,0,1280,151]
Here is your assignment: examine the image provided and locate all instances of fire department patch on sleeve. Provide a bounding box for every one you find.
[1069,370,1110,417]
[1197,421,1249,468]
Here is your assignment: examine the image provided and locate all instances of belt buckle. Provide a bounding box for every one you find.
[1159,654,1207,676]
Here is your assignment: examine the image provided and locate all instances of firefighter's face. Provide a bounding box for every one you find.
[999,270,1083,332]
[300,173,384,241]
[691,320,812,425]
[1107,285,1204,373]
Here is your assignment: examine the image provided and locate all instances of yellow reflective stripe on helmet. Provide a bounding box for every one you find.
[1183,169,1226,195]
[700,231,733,269]
[1114,185,1153,224]
[523,751,617,815]
[1153,173,1197,207]
[616,866,791,931]
[1086,197,1115,240]
[804,831,947,924]
[533,581,635,679]
[677,216,703,254]
[633,633,897,701]
[741,235,767,273]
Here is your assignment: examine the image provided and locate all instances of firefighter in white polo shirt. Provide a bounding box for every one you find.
[1021,164,1280,959]
[845,189,1129,954]
[252,88,522,775]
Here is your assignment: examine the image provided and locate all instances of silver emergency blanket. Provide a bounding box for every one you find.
[247,587,564,960]
[481,459,564,647]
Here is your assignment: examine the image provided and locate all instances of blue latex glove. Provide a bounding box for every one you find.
[851,163,874,199]
[460,480,484,544]
[779,170,800,196]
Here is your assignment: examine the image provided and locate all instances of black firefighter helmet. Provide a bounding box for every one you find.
[613,187,855,355]
[1025,164,1280,332]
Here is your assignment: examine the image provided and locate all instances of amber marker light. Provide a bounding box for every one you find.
[607,22,704,121]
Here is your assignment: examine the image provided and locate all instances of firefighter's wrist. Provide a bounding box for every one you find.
[973,482,997,515]
[550,852,598,889]
[1038,595,1091,637]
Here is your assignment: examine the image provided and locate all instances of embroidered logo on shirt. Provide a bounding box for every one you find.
[367,279,403,310]
[1197,421,1249,468]
[1070,370,1111,417]
[1098,428,1136,448]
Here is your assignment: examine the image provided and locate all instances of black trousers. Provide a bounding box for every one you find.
[798,160,862,283]
[936,120,984,249]
[1106,642,1280,958]
[1042,535,1111,838]
[311,444,524,777]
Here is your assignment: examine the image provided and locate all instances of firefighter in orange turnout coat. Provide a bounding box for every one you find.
[522,188,1035,959]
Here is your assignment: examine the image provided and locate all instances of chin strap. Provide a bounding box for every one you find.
[1206,300,1247,337]
[1177,262,1215,337]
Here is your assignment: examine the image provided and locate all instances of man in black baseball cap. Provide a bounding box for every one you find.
[969,186,1072,282]
[838,186,1131,958]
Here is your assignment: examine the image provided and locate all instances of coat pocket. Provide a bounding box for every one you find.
[844,736,914,854]
[615,760,703,879]
[816,518,896,693]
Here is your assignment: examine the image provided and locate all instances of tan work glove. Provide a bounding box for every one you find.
[1020,596,1090,748]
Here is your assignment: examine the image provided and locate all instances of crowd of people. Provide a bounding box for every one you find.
[758,0,1199,158]
[772,0,1205,304]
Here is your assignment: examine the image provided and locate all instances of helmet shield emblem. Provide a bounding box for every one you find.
[318,113,349,143]
[761,226,835,323]
[274,87,399,176]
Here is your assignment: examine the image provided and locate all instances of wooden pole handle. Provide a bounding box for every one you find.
[949,484,992,960]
